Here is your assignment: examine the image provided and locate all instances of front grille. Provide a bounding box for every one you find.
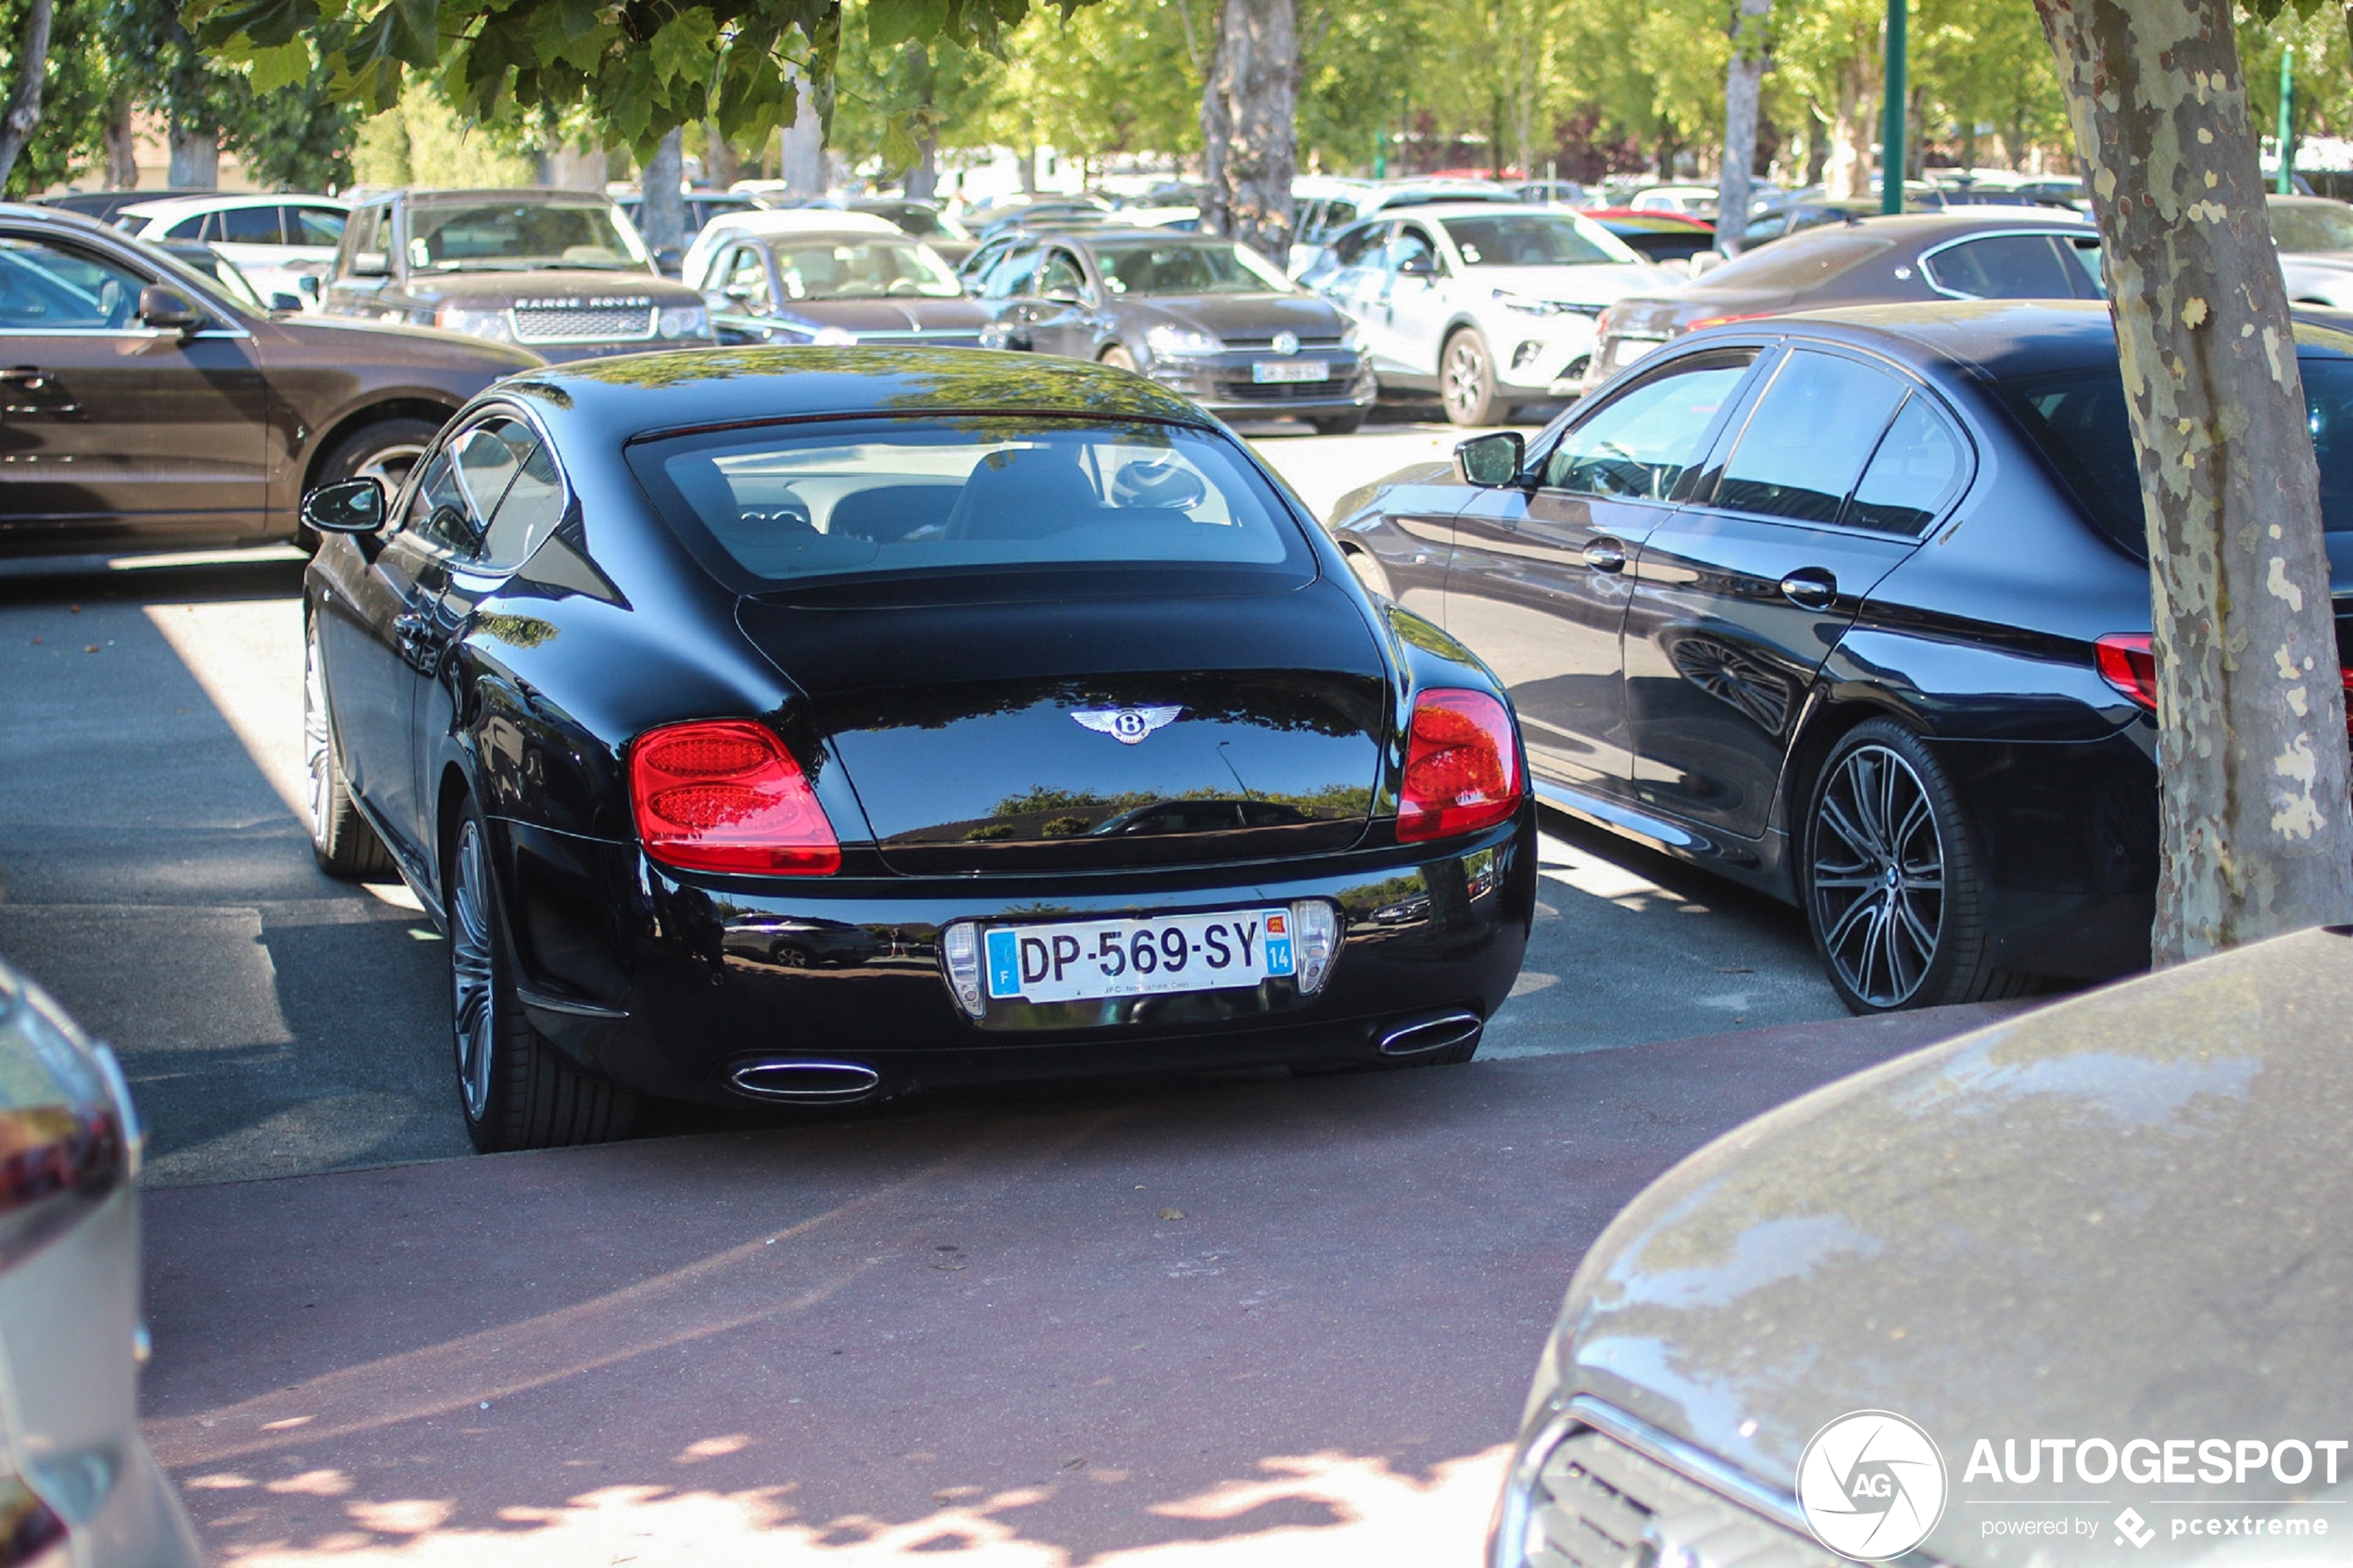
[1212,375,1353,401]
[1221,332,1347,350]
[1520,1430,1842,1568]
[510,305,658,344]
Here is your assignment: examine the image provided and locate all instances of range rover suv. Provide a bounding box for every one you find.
[320,189,716,360]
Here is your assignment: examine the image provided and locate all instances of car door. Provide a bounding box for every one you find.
[1016,245,1101,358]
[1381,220,1456,376]
[1446,349,1760,797]
[1623,345,1960,839]
[974,241,1044,345]
[0,228,269,552]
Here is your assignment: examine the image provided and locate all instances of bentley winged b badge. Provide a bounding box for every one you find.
[1071,706,1183,745]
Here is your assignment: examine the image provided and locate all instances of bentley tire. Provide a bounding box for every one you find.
[447,799,639,1153]
[304,620,395,881]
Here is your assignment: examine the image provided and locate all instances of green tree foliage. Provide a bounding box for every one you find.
[351,77,536,184]
[1,0,112,193]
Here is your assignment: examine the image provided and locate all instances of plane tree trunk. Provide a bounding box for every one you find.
[1206,0,1295,263]
[2035,0,2353,960]
[1717,0,1771,255]
[0,0,51,194]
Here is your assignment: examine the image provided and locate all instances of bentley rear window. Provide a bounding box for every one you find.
[629,418,1310,587]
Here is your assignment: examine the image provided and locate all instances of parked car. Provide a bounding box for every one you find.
[1579,208,1718,266]
[36,189,170,224]
[689,223,989,345]
[1629,183,1723,218]
[1513,179,1589,207]
[114,192,349,304]
[319,188,715,359]
[1301,203,1672,424]
[1329,301,2353,1010]
[969,228,1376,433]
[846,198,980,264]
[680,207,905,297]
[610,190,761,248]
[1584,209,2102,388]
[2270,194,2353,307]
[1731,195,1879,249]
[0,202,539,558]
[296,346,1535,1149]
[1286,180,1525,276]
[1491,922,2353,1568]
[0,959,203,1567]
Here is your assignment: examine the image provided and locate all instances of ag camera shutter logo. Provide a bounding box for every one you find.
[1797,1410,1948,1561]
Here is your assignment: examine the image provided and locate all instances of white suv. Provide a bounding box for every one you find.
[1298,203,1674,425]
[115,194,349,306]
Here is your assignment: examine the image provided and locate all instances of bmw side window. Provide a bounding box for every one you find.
[480,441,566,572]
[0,237,151,331]
[1843,395,1966,534]
[1921,233,2077,299]
[1541,358,1754,501]
[1713,351,1909,522]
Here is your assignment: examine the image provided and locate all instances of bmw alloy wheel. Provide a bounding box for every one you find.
[1807,743,1946,1009]
[449,819,497,1122]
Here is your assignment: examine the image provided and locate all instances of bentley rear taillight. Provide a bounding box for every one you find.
[1397,689,1523,843]
[627,720,840,875]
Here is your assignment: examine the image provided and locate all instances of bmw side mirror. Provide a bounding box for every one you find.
[137,286,200,333]
[1456,432,1526,488]
[302,477,387,536]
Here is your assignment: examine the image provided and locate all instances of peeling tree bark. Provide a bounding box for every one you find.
[2037,0,2353,961]
[1717,0,1772,256]
[638,129,686,264]
[1206,0,1296,263]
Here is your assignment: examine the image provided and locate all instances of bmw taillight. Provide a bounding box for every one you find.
[1396,689,1523,843]
[2095,633,2158,711]
[627,720,840,875]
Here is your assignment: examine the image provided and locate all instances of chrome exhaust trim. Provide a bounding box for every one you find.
[726,1060,883,1103]
[1374,1010,1483,1059]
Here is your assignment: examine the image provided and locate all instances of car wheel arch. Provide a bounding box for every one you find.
[1775,689,1933,845]
[303,396,462,494]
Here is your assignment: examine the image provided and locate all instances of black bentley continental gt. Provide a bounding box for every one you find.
[1330,300,2353,1014]
[300,347,1535,1149]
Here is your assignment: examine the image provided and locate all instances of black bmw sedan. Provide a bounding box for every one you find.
[1329,299,2353,1013]
[968,229,1377,433]
[299,348,1535,1149]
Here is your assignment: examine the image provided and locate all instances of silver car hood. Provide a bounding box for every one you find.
[1544,925,2353,1561]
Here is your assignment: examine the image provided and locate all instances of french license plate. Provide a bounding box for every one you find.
[1252,359,1328,383]
[1611,338,1663,369]
[985,909,1295,1005]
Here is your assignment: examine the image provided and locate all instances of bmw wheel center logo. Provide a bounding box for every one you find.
[1797,1410,1948,1560]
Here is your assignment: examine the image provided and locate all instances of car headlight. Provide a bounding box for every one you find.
[812,326,859,346]
[1145,323,1222,358]
[1492,291,1570,318]
[434,305,514,341]
[657,304,711,340]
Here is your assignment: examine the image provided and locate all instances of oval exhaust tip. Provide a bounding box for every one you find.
[727,1060,882,1103]
[1375,1010,1483,1059]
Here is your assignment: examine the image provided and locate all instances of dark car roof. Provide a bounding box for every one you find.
[502,345,1216,434]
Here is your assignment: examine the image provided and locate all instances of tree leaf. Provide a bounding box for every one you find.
[880,110,919,170]
[869,0,949,50]
[246,38,314,91]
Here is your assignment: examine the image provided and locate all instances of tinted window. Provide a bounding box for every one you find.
[630,418,1306,586]
[402,451,473,553]
[482,440,565,571]
[1922,233,2076,298]
[2270,201,2353,253]
[1329,223,1388,269]
[1845,396,1965,534]
[1441,213,1633,267]
[1542,358,1753,501]
[220,205,283,245]
[406,200,648,271]
[0,237,149,330]
[1689,230,1894,292]
[2057,232,2106,297]
[164,214,207,240]
[450,420,535,524]
[1715,351,1907,521]
[290,207,347,246]
[1998,357,2353,550]
[774,239,961,300]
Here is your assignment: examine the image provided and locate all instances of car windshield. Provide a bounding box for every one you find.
[1694,230,1895,291]
[630,417,1307,587]
[1440,213,1638,267]
[772,240,961,300]
[1094,242,1295,295]
[2271,202,2353,254]
[406,201,651,272]
[1997,357,2353,551]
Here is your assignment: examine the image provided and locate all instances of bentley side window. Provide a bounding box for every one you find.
[1712,350,1907,523]
[1540,358,1752,502]
[402,450,472,553]
[480,441,567,572]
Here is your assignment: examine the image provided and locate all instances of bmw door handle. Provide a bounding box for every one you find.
[1780,569,1838,608]
[1583,539,1628,573]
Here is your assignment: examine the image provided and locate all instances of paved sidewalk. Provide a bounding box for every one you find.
[142,999,2032,1567]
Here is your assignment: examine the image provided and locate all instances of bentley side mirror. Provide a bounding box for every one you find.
[302,477,387,536]
[137,286,201,333]
[1455,431,1526,488]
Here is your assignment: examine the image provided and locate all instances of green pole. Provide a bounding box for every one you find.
[1881,0,1906,215]
[2278,44,2296,195]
